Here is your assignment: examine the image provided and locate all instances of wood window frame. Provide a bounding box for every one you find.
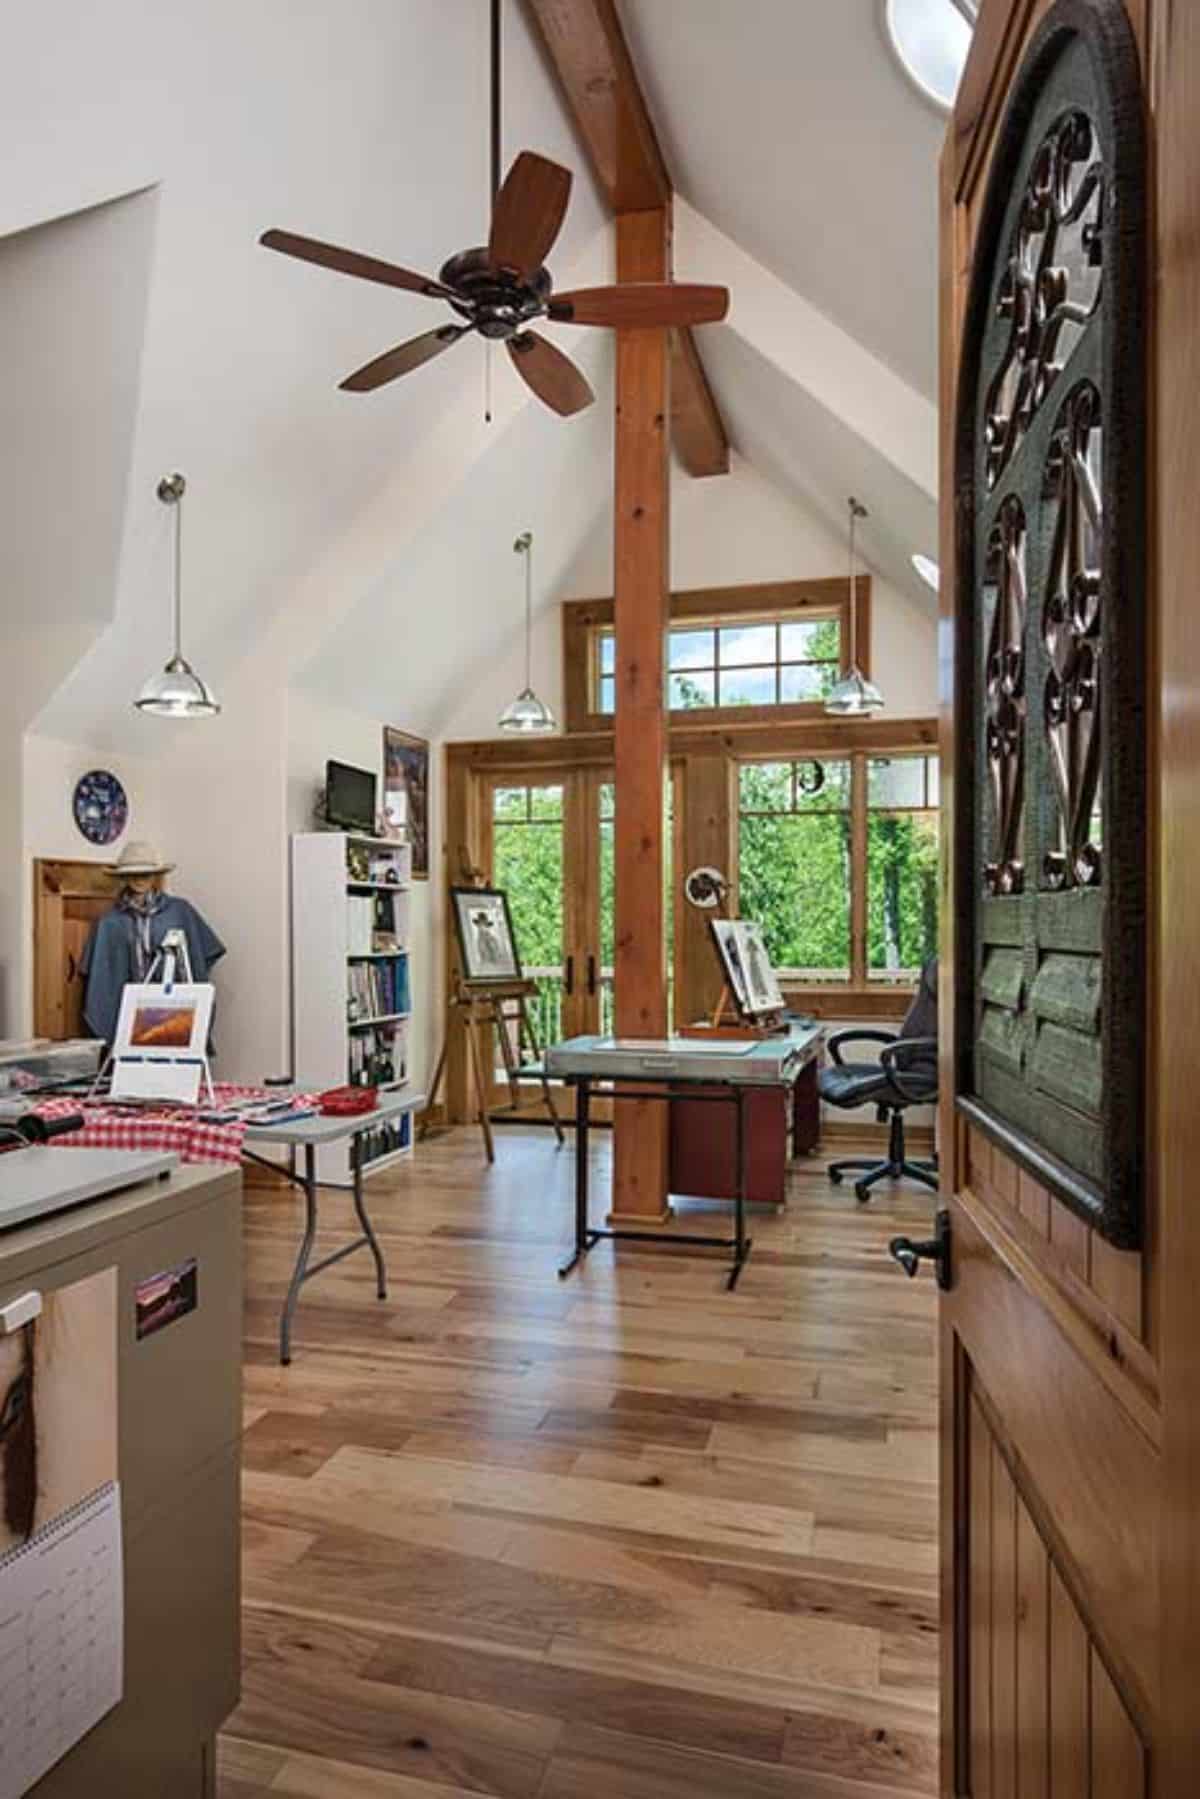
[444,714,938,1120]
[562,577,871,735]
[735,746,940,996]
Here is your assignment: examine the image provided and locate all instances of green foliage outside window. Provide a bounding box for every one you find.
[739,761,852,977]
[492,785,563,968]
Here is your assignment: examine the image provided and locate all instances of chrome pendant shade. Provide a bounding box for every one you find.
[498,530,557,734]
[135,473,220,718]
[825,495,884,717]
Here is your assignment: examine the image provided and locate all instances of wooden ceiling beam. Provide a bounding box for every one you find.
[523,0,730,477]
[670,324,730,478]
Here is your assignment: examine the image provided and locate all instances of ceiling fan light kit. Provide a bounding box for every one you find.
[258,2,728,418]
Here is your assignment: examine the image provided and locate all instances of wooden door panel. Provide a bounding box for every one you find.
[950,1198,1157,1727]
[939,4,1166,1788]
[962,1364,1148,1797]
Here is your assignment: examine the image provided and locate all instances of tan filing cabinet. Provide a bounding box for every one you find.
[0,1162,242,1797]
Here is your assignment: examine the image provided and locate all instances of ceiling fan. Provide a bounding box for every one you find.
[258,2,728,419]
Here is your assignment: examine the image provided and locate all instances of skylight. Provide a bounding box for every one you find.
[885,0,976,113]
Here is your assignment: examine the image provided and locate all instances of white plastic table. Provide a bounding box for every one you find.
[242,1090,425,1363]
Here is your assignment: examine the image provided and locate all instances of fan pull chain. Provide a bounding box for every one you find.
[485,341,494,424]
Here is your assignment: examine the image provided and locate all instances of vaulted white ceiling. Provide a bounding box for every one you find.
[3,0,947,759]
[618,0,946,399]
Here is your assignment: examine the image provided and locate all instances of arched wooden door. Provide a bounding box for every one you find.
[936,1,1200,1791]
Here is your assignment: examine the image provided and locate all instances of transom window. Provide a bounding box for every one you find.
[596,613,842,716]
[738,752,939,986]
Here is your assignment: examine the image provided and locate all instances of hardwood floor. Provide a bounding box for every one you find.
[219,1125,940,1798]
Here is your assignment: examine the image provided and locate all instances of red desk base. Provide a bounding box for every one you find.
[668,1057,820,1206]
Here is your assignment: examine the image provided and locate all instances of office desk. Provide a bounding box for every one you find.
[546,1029,823,1289]
[669,1018,825,1205]
[242,1090,425,1363]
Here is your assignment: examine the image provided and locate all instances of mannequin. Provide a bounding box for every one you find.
[80,841,225,1044]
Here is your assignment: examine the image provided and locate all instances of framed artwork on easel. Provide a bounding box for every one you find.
[710,919,786,1021]
[450,886,523,985]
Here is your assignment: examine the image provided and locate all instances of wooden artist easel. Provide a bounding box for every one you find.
[423,978,565,1163]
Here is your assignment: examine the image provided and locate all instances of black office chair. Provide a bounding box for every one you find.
[819,959,939,1204]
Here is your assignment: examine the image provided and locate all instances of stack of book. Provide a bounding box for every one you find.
[347,957,410,1023]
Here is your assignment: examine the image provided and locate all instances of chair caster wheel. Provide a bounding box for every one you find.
[829,1169,844,1186]
[855,1183,872,1204]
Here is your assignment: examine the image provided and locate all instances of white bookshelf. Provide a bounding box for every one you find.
[291,831,415,1186]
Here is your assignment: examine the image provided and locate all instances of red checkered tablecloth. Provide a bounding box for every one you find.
[33,1084,313,1166]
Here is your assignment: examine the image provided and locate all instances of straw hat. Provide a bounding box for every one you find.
[109,840,175,876]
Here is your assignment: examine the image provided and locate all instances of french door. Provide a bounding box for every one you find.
[479,766,680,1111]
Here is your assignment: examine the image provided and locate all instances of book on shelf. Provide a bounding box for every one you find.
[347,957,410,1023]
[346,894,374,955]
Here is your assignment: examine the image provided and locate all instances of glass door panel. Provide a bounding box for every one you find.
[594,769,678,1036]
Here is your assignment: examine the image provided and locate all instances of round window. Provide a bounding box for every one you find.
[885,0,975,114]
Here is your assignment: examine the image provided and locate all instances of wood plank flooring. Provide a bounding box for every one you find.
[219,1125,940,1798]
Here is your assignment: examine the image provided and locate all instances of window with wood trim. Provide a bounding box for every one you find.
[562,579,869,734]
[738,750,939,988]
[595,613,842,716]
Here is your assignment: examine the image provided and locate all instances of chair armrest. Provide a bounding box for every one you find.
[825,1027,898,1069]
[880,1037,938,1104]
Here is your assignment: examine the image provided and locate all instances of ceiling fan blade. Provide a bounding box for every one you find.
[507,332,594,417]
[260,229,454,300]
[339,325,469,393]
[488,152,572,280]
[548,284,730,329]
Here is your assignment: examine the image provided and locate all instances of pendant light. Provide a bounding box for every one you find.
[134,472,220,718]
[498,530,557,734]
[825,496,885,717]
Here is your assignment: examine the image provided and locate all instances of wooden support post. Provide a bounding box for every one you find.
[611,205,672,1224]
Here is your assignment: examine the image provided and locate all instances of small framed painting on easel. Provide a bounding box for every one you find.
[108,983,216,1104]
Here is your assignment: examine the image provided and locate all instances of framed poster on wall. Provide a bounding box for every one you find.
[382,727,430,880]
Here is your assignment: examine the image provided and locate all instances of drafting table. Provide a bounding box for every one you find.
[546,1026,824,1289]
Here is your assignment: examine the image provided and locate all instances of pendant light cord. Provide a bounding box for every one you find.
[491,0,501,202]
[847,497,867,670]
[172,493,183,661]
[514,531,534,689]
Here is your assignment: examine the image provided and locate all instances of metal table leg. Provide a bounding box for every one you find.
[351,1127,388,1300]
[727,1085,753,1291]
[558,1078,592,1278]
[281,1144,318,1365]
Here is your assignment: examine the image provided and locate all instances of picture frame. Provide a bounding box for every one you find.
[710,919,786,1019]
[382,727,430,880]
[451,886,522,985]
[110,982,215,1102]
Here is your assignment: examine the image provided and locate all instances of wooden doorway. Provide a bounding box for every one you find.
[32,858,114,1041]
[935,1,1200,1790]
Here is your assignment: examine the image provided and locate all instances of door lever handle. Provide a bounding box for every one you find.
[889,1209,951,1291]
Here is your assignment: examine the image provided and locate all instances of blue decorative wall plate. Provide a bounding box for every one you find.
[73,770,129,846]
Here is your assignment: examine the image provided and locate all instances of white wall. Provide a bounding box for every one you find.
[0,191,157,1035]
[443,452,939,738]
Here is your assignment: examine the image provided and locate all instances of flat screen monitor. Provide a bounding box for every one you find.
[326,760,376,834]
